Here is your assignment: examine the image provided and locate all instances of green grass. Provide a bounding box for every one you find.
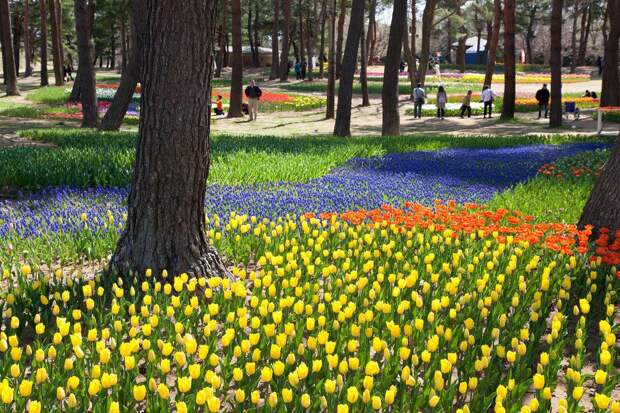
[0,101,46,118]
[0,128,613,190]
[26,86,70,105]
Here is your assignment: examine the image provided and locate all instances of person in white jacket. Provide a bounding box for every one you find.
[481,85,497,118]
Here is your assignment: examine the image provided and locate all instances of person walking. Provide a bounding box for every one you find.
[295,61,302,79]
[535,83,550,119]
[436,85,447,120]
[413,83,426,119]
[460,90,473,118]
[244,80,262,121]
[481,85,496,118]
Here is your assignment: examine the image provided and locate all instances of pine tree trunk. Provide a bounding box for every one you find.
[570,0,579,73]
[247,3,257,67]
[56,0,64,72]
[12,6,22,76]
[216,0,227,77]
[455,0,466,73]
[69,67,81,102]
[23,0,32,77]
[402,13,416,92]
[39,0,49,86]
[550,0,563,127]
[579,138,620,234]
[360,7,369,106]
[600,0,620,107]
[501,0,516,119]
[48,0,64,85]
[382,0,406,136]
[418,0,437,85]
[119,18,127,73]
[483,0,501,87]
[110,0,227,279]
[307,6,315,81]
[270,0,280,79]
[280,0,292,81]
[577,5,591,65]
[333,0,363,135]
[298,0,305,73]
[335,0,347,79]
[326,0,336,118]
[410,0,416,77]
[0,0,19,95]
[319,0,326,78]
[228,0,244,117]
[100,0,146,131]
[366,0,376,65]
[75,0,98,127]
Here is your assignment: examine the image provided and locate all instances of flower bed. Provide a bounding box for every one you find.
[44,101,140,123]
[515,97,599,112]
[537,149,609,179]
[211,89,325,112]
[0,201,618,412]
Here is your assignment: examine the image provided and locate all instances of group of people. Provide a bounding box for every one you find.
[294,61,308,80]
[213,80,262,121]
[411,84,496,120]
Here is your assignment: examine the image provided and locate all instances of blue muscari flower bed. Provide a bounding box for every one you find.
[0,142,608,239]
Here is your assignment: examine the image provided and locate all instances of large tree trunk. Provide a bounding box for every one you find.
[455,0,466,73]
[570,0,579,73]
[483,0,501,87]
[247,3,258,67]
[48,0,64,85]
[280,0,292,81]
[366,0,376,65]
[524,6,537,64]
[216,0,227,77]
[333,0,363,136]
[228,0,243,117]
[410,0,416,75]
[119,18,127,73]
[0,0,19,95]
[579,138,620,234]
[360,6,369,106]
[270,0,280,79]
[75,0,98,127]
[23,0,32,77]
[418,0,438,85]
[111,0,227,278]
[600,0,620,107]
[382,0,406,136]
[299,0,305,73]
[307,6,315,81]
[326,0,336,118]
[100,0,146,131]
[501,0,516,119]
[550,0,563,127]
[39,0,49,86]
[335,0,347,78]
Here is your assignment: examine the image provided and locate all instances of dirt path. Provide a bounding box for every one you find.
[212,96,619,137]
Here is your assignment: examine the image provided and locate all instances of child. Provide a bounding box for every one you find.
[213,95,224,115]
[436,85,447,120]
[460,90,472,118]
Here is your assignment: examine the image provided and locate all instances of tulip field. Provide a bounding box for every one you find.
[0,129,619,412]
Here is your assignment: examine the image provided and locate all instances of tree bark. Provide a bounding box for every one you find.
[120,17,127,73]
[550,0,563,127]
[455,0,466,72]
[483,0,501,87]
[577,4,592,65]
[335,0,347,78]
[524,6,537,64]
[228,0,244,117]
[600,0,620,107]
[402,10,416,92]
[501,0,516,119]
[39,0,49,86]
[23,0,32,77]
[326,0,336,118]
[111,0,227,279]
[270,0,280,79]
[333,0,363,136]
[0,0,19,95]
[100,0,146,131]
[319,0,327,78]
[418,0,438,85]
[12,5,21,76]
[579,138,620,234]
[382,0,406,136]
[366,0,376,65]
[299,0,305,73]
[570,0,580,73]
[360,6,369,106]
[48,0,64,85]
[410,0,416,74]
[247,2,258,67]
[307,5,315,81]
[280,0,292,81]
[75,0,98,127]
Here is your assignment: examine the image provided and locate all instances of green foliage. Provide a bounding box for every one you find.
[0,128,611,190]
[27,86,70,105]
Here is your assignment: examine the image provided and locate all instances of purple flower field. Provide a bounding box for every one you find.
[0,142,607,239]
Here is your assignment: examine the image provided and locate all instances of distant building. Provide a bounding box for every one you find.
[215,46,274,67]
[452,37,488,65]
